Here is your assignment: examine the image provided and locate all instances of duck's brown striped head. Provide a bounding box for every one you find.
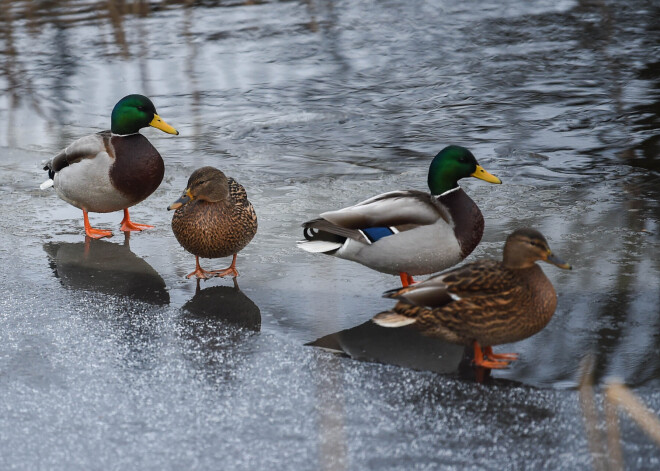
[503,228,572,270]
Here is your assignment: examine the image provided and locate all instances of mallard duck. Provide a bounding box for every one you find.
[41,94,178,238]
[298,146,501,286]
[168,166,258,280]
[372,228,572,369]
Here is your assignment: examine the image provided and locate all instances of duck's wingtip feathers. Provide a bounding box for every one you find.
[382,286,405,299]
[40,179,54,190]
[296,240,342,253]
[372,311,417,328]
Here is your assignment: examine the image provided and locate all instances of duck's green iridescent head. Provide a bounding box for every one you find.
[110,94,179,136]
[427,145,501,195]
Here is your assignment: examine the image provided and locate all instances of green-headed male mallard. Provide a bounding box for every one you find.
[298,146,501,286]
[373,228,572,369]
[41,94,178,238]
[168,166,258,280]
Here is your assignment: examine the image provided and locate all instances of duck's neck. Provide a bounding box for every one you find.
[111,129,141,137]
[427,161,459,195]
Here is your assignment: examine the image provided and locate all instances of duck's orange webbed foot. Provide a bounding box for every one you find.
[484,346,520,362]
[83,210,112,239]
[186,256,214,280]
[120,208,154,232]
[473,342,515,370]
[208,254,239,279]
[399,272,416,287]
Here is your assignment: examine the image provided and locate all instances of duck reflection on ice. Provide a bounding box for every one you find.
[43,234,169,305]
[308,320,468,375]
[181,278,261,331]
[178,280,261,383]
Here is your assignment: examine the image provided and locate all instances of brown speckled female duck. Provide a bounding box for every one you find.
[168,166,258,280]
[373,228,572,369]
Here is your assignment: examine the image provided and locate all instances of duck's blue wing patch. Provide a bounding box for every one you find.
[362,226,395,243]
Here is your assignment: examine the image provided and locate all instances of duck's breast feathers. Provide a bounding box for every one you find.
[438,187,484,258]
[44,132,109,178]
[109,133,164,203]
[170,177,258,259]
[320,190,451,230]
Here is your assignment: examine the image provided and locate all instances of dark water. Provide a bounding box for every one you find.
[1,0,659,469]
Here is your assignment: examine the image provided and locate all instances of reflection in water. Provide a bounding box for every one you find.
[178,279,260,382]
[181,278,261,331]
[43,235,169,305]
[306,319,511,385]
[309,320,465,375]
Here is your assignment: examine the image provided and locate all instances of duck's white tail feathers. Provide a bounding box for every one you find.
[40,179,54,190]
[297,239,343,253]
[372,311,417,328]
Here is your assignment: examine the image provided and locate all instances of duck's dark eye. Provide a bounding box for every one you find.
[137,106,146,112]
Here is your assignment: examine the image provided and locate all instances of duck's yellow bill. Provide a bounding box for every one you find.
[150,114,179,135]
[167,188,193,210]
[471,165,501,184]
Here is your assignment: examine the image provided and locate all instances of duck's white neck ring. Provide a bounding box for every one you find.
[438,186,461,197]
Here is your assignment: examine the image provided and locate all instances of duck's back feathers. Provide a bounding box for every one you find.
[228,177,253,210]
[320,190,450,229]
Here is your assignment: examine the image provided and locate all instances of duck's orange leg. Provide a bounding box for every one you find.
[472,341,511,369]
[186,256,214,280]
[399,272,416,287]
[484,346,519,362]
[83,210,112,239]
[208,254,240,278]
[120,208,154,232]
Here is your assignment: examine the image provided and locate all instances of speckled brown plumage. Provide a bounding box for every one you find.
[170,167,257,277]
[373,228,571,368]
[387,260,557,346]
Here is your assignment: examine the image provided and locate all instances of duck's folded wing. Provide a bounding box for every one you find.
[383,274,456,308]
[44,132,108,177]
[320,190,450,230]
[227,178,251,207]
[302,218,370,244]
[383,260,518,308]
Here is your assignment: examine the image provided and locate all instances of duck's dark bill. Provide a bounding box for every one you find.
[547,252,572,270]
[168,190,192,210]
